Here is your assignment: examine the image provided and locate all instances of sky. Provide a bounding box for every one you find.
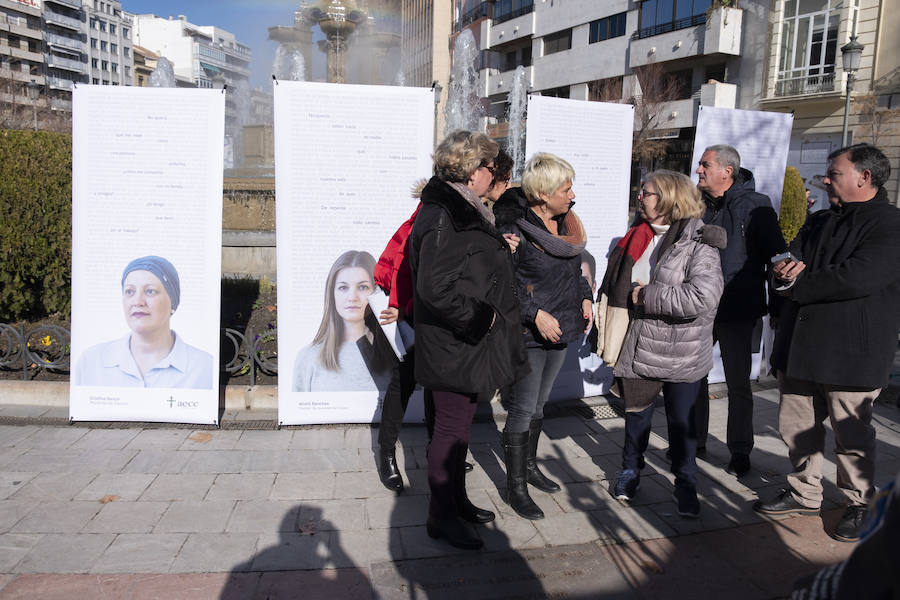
[123,0,324,89]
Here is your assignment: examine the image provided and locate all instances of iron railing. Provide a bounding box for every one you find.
[454,2,492,32]
[0,324,278,386]
[493,2,534,25]
[632,13,706,40]
[775,71,836,97]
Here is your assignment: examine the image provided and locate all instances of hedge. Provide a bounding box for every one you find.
[779,166,806,245]
[0,130,72,320]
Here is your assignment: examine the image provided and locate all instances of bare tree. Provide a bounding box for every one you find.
[852,91,900,148]
[0,73,72,133]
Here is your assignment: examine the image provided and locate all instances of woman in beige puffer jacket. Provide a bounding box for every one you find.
[599,170,725,518]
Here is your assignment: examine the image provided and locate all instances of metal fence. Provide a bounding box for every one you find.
[0,324,278,385]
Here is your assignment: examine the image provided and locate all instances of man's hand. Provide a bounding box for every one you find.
[773,259,807,282]
[582,298,594,333]
[535,309,562,343]
[379,307,399,325]
[503,233,521,253]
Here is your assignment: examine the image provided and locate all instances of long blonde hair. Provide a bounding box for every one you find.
[644,170,705,222]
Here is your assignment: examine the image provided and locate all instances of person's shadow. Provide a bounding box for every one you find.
[220,506,369,599]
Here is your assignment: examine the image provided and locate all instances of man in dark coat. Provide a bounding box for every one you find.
[754,144,900,543]
[694,144,787,476]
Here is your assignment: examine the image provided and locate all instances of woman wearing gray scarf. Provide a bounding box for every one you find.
[493,153,594,520]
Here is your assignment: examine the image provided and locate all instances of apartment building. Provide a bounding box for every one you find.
[43,0,87,112]
[0,0,45,118]
[401,0,452,136]
[84,0,133,87]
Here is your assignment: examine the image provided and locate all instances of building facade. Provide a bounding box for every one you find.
[401,0,452,137]
[83,0,133,87]
[43,0,87,113]
[0,0,46,122]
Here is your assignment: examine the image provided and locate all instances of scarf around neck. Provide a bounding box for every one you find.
[516,208,587,258]
[448,181,495,226]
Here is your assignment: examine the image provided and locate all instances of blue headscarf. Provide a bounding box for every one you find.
[121,256,181,311]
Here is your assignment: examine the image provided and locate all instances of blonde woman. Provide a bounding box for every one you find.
[596,170,725,517]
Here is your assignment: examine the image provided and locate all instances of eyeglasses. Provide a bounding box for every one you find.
[480,162,496,175]
[638,189,659,201]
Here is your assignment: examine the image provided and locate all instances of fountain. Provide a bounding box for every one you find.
[148,56,175,88]
[308,1,367,84]
[507,65,528,180]
[443,29,483,135]
[273,45,307,81]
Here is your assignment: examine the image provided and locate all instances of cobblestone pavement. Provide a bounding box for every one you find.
[0,380,897,599]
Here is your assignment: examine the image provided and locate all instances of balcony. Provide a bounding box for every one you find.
[704,7,742,56]
[47,54,86,73]
[3,15,43,40]
[5,45,43,63]
[774,70,836,97]
[485,65,533,96]
[44,11,84,32]
[45,31,85,52]
[51,97,72,112]
[630,7,742,68]
[454,2,491,33]
[44,0,83,10]
[487,8,535,48]
[700,81,737,108]
[493,2,534,25]
[47,75,74,90]
[0,69,46,85]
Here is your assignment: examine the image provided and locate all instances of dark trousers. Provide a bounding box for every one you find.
[378,347,435,446]
[623,380,702,488]
[428,389,478,519]
[504,346,567,434]
[695,318,757,455]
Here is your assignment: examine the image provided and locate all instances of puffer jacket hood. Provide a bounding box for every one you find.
[614,218,725,383]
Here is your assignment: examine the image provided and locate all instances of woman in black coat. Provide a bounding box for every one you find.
[493,153,593,520]
[408,130,528,550]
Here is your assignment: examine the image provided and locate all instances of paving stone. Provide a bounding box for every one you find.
[290,428,354,450]
[206,473,275,500]
[6,427,87,450]
[82,501,169,534]
[592,503,679,543]
[69,429,140,451]
[542,416,594,438]
[0,501,37,533]
[532,511,606,545]
[0,472,37,501]
[328,527,398,567]
[0,534,42,572]
[73,473,156,502]
[0,447,26,469]
[485,487,565,521]
[90,533,186,573]
[365,495,427,529]
[340,427,378,450]
[170,533,260,573]
[250,449,361,473]
[270,472,336,501]
[139,473,216,501]
[555,480,617,513]
[121,449,193,474]
[250,532,332,571]
[179,450,246,474]
[11,501,102,534]
[14,534,114,573]
[396,525,478,560]
[178,429,242,451]
[255,570,373,600]
[225,500,299,533]
[0,573,142,598]
[234,430,293,450]
[0,426,40,447]
[124,430,191,449]
[479,516,546,551]
[334,470,398,499]
[299,499,368,533]
[154,500,236,533]
[402,468,430,496]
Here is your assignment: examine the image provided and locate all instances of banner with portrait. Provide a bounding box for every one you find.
[693,106,794,381]
[525,95,635,400]
[69,86,224,425]
[274,81,434,425]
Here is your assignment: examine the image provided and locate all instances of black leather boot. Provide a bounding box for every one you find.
[526,419,560,493]
[426,515,483,549]
[454,446,494,523]
[503,431,544,520]
[378,445,403,492]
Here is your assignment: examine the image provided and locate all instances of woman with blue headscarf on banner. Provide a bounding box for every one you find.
[74,255,214,389]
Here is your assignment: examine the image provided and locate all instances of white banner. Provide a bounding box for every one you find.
[525,96,634,399]
[69,86,224,425]
[692,105,792,382]
[274,81,434,425]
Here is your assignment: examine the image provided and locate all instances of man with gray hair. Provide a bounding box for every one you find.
[694,144,787,476]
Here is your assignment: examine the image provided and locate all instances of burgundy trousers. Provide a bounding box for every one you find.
[427,389,478,519]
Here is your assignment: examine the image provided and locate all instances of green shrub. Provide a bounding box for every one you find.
[0,130,72,320]
[779,166,806,245]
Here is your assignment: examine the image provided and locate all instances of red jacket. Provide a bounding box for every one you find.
[374,203,420,318]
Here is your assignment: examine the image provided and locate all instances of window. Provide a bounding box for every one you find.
[109,24,116,35]
[776,0,841,96]
[122,27,129,39]
[124,65,130,76]
[111,62,117,73]
[542,86,570,99]
[90,18,98,29]
[494,0,534,24]
[101,60,108,71]
[588,76,624,101]
[90,38,98,48]
[99,20,106,32]
[638,0,710,36]
[124,47,130,57]
[543,29,572,55]
[670,68,693,99]
[100,40,107,51]
[91,58,98,68]
[590,12,627,43]
[93,77,99,84]
[111,43,117,53]
[102,79,109,85]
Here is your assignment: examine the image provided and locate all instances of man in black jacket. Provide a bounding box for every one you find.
[754,144,900,543]
[694,145,787,476]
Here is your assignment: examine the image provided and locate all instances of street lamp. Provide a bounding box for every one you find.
[840,35,864,147]
[24,79,41,131]
[432,80,443,146]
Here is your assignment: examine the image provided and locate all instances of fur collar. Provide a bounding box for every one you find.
[421,176,497,235]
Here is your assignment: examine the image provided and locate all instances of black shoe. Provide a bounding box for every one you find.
[378,446,403,492]
[464,461,474,473]
[458,498,495,524]
[503,431,544,520]
[753,489,820,516]
[832,504,867,542]
[726,453,751,476]
[696,446,707,458]
[673,484,700,518]
[426,516,483,550]
[526,419,561,493]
